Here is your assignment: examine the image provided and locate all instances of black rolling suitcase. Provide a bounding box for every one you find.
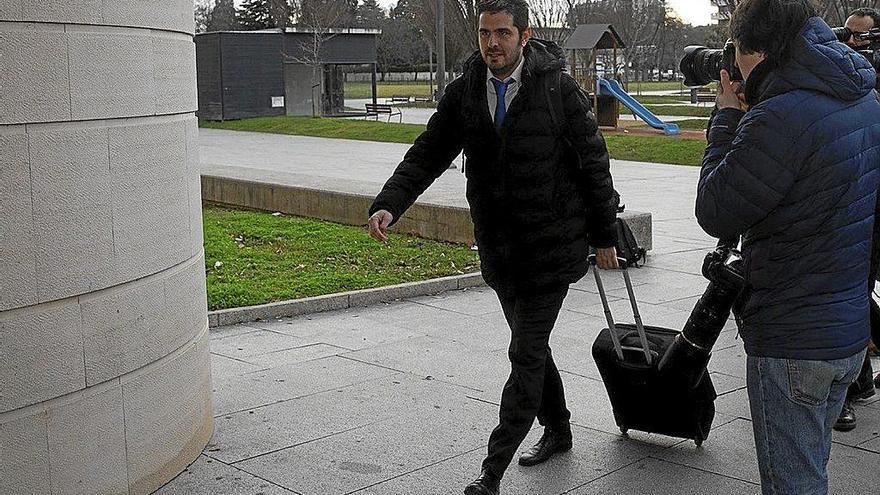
[590,259,717,446]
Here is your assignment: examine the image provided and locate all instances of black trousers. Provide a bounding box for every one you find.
[481,285,571,477]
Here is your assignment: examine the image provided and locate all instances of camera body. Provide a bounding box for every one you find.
[680,40,743,87]
[702,245,745,292]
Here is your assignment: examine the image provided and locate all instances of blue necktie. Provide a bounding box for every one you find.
[492,79,509,129]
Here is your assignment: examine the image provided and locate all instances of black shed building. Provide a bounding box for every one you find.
[195,27,380,120]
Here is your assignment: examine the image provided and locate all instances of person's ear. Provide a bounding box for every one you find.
[521,27,532,47]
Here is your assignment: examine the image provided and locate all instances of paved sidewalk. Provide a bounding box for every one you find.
[156,131,880,493]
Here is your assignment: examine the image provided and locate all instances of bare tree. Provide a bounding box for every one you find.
[290,0,354,116]
[529,0,577,43]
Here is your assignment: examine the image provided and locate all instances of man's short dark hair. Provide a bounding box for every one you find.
[730,0,816,66]
[850,7,880,29]
[476,0,530,34]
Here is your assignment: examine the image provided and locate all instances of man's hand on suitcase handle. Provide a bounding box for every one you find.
[594,247,620,270]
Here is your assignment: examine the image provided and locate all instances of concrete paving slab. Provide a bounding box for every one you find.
[154,455,294,495]
[209,328,312,360]
[341,335,512,393]
[659,417,880,494]
[829,401,880,448]
[710,372,747,397]
[209,323,264,341]
[211,355,396,417]
[566,457,760,495]
[353,424,661,495]
[707,345,748,379]
[715,387,753,421]
[405,287,502,316]
[210,352,266,378]
[605,268,708,305]
[210,373,439,464]
[249,310,428,352]
[233,380,498,494]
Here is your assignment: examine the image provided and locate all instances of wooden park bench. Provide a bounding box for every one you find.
[690,87,716,104]
[365,103,402,123]
[413,95,433,103]
[389,95,411,104]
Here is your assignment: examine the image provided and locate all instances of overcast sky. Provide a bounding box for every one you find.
[371,0,717,27]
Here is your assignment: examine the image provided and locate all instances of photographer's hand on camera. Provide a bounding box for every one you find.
[716,70,749,112]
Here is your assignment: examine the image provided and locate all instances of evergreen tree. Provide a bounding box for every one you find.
[356,0,386,28]
[206,0,238,31]
[238,0,274,30]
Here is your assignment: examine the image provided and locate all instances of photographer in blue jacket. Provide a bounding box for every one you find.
[695,1,880,493]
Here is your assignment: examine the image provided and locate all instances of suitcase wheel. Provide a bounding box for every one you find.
[694,438,703,447]
[619,427,629,435]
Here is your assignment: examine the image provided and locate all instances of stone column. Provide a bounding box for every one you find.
[0,2,212,494]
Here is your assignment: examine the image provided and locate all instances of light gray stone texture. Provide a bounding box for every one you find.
[81,276,166,385]
[122,332,213,495]
[163,259,209,351]
[102,0,193,34]
[67,29,156,120]
[109,119,191,280]
[0,302,85,412]
[348,277,460,307]
[566,457,760,494]
[210,355,395,417]
[234,377,498,493]
[153,36,197,114]
[0,412,51,495]
[0,131,37,311]
[154,455,291,495]
[0,1,103,24]
[360,425,661,495]
[28,124,116,303]
[0,24,71,124]
[47,386,128,495]
[185,118,204,258]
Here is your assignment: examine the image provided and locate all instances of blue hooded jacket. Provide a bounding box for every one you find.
[696,17,880,360]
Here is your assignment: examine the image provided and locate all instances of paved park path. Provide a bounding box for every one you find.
[157,129,880,494]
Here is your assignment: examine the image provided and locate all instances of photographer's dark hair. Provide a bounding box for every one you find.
[730,0,817,65]
[476,0,530,34]
[850,7,880,28]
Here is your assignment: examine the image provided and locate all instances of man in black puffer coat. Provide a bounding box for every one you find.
[367,1,618,493]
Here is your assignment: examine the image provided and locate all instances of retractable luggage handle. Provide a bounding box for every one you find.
[589,255,653,366]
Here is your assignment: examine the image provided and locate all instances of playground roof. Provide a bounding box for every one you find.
[563,24,626,50]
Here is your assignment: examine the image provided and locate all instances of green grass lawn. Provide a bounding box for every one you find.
[633,118,710,131]
[201,116,426,144]
[643,105,714,118]
[345,81,433,99]
[203,204,480,311]
[631,95,691,105]
[201,116,704,166]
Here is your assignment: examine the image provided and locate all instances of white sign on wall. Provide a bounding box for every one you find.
[271,96,285,108]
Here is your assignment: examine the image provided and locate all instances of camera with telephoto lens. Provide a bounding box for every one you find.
[832,26,880,71]
[679,40,744,87]
[658,243,745,389]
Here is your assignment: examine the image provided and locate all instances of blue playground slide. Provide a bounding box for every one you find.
[596,78,681,136]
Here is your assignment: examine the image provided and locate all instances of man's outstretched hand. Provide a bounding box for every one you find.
[368,210,394,242]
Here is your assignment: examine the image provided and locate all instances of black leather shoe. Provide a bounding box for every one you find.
[834,400,857,432]
[875,373,880,389]
[463,468,500,495]
[518,426,573,466]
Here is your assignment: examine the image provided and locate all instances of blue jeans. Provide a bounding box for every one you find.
[747,349,866,495]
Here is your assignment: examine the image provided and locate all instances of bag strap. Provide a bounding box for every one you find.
[590,255,653,365]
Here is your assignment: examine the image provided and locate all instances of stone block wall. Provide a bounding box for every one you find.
[0,2,212,493]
